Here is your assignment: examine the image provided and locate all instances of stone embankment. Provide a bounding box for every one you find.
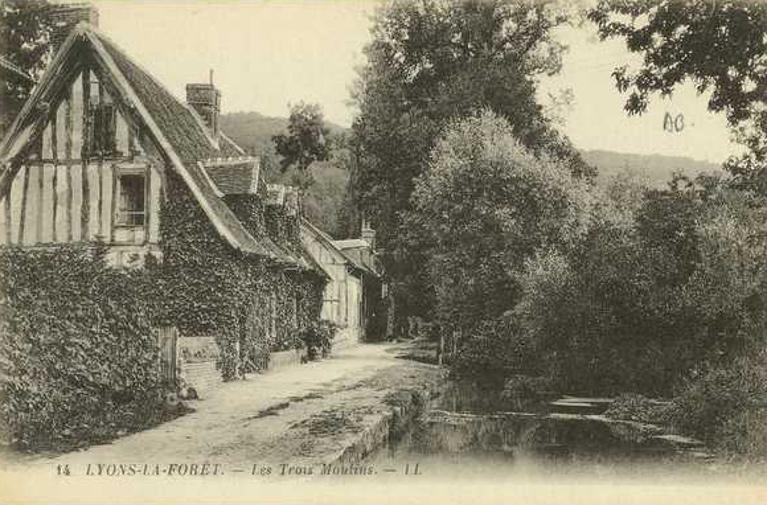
[415,400,711,462]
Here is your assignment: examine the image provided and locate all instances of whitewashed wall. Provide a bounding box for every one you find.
[301,229,364,344]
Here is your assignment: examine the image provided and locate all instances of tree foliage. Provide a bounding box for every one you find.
[0,0,53,131]
[299,160,352,238]
[412,110,590,333]
[269,132,353,238]
[513,176,767,396]
[589,0,767,189]
[349,0,591,328]
[0,0,52,100]
[272,102,330,172]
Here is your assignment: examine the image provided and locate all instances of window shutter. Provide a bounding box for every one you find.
[88,104,117,156]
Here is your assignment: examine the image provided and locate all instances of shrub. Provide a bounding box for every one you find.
[0,244,166,450]
[450,315,541,386]
[603,393,671,425]
[500,375,554,411]
[300,319,338,361]
[667,350,767,459]
[513,183,767,397]
[410,110,591,335]
[514,229,673,395]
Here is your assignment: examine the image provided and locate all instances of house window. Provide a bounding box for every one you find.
[116,173,146,226]
[87,103,117,157]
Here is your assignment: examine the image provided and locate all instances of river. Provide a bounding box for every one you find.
[365,380,764,486]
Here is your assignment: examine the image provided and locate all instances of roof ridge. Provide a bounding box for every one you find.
[202,156,259,166]
[219,131,246,156]
[300,218,365,273]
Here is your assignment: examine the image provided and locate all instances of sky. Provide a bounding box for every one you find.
[93,0,741,164]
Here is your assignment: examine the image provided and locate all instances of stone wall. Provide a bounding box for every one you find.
[178,336,222,396]
[268,348,308,370]
[181,361,222,396]
[178,336,318,397]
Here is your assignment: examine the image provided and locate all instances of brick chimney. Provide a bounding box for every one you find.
[361,217,376,250]
[186,70,220,136]
[49,3,99,51]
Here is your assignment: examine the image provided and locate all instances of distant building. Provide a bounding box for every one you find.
[301,218,386,343]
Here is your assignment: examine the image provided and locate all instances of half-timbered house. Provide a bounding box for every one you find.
[0,22,328,389]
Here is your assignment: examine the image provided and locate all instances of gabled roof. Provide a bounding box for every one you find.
[300,218,368,278]
[0,23,296,266]
[333,239,379,278]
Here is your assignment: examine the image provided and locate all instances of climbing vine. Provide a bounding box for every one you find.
[0,170,327,450]
[0,244,169,449]
[159,172,326,380]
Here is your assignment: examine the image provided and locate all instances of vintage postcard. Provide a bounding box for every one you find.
[0,0,766,503]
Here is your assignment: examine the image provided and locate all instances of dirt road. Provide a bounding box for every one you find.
[4,342,441,474]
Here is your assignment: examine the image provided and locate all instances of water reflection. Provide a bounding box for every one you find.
[366,380,763,485]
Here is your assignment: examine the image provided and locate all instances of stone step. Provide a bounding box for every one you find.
[560,396,615,405]
[548,400,609,415]
[650,434,706,449]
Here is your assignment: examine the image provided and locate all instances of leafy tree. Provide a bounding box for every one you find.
[0,0,52,100]
[269,131,352,238]
[513,173,767,396]
[272,102,330,173]
[411,110,590,334]
[0,0,53,130]
[300,161,351,238]
[588,0,767,190]
[349,0,591,331]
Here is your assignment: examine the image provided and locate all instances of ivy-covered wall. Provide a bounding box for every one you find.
[0,244,167,450]
[0,169,326,451]
[158,172,326,381]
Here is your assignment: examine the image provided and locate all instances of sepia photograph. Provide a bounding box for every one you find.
[0,0,765,503]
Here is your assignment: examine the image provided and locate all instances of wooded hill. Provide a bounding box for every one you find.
[220,111,346,158]
[220,111,725,188]
[582,149,724,188]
